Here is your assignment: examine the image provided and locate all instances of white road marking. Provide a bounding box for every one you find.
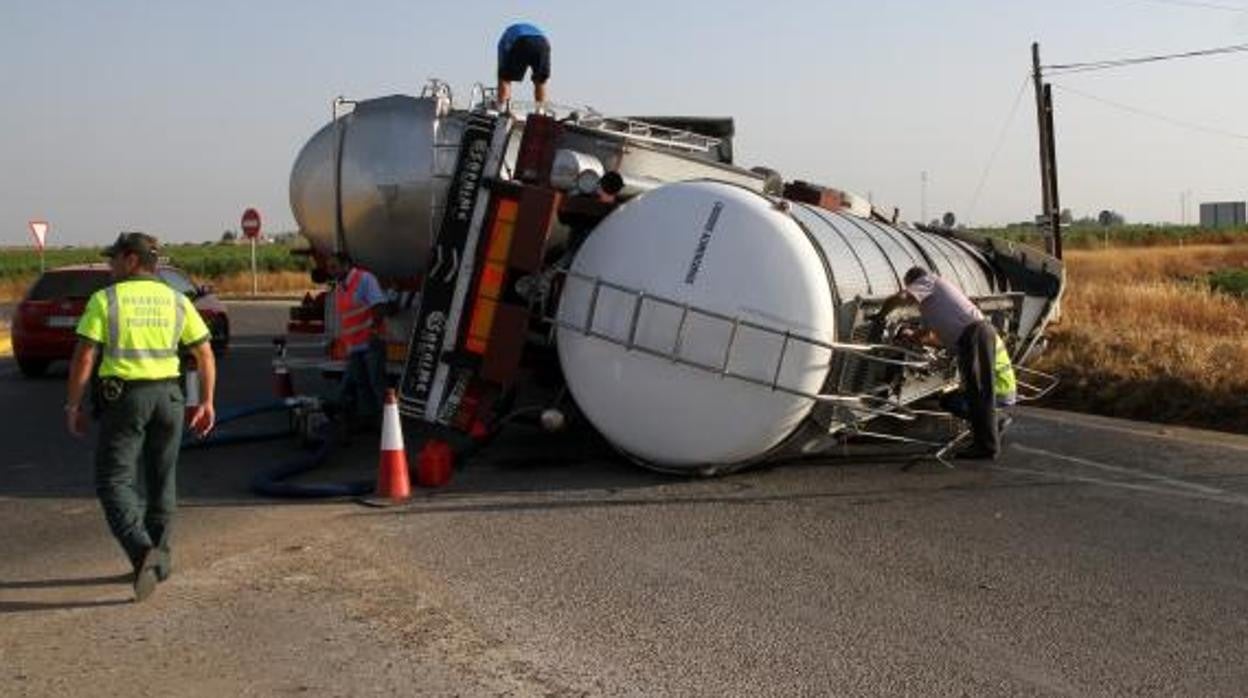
[1002,444,1248,507]
[228,342,323,351]
[1012,443,1236,497]
[1023,409,1248,453]
[222,299,303,307]
[994,465,1248,507]
[281,358,331,370]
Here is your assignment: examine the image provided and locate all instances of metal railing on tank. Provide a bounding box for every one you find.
[543,269,933,410]
[544,269,1061,466]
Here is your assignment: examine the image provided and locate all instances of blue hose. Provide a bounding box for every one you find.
[180,398,373,499]
[214,400,294,425]
[249,429,373,499]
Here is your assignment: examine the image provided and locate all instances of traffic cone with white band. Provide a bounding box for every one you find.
[373,389,411,501]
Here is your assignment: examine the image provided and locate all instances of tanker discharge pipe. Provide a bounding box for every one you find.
[599,171,663,199]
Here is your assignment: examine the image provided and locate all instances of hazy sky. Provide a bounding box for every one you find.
[4,0,1248,246]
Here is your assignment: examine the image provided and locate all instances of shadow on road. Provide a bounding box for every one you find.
[0,598,132,614]
[0,573,131,590]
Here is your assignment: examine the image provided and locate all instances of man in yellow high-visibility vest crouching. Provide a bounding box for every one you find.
[65,232,216,602]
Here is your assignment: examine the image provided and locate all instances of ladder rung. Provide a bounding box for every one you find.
[551,269,932,403]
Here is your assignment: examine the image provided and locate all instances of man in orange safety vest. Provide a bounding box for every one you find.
[326,253,388,430]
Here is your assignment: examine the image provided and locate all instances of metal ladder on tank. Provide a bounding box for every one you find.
[573,114,721,154]
[459,79,721,156]
[546,269,1061,467]
[420,80,473,228]
[544,269,934,419]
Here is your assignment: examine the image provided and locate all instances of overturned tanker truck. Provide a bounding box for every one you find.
[288,81,1064,475]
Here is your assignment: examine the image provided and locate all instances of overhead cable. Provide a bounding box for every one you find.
[1123,0,1248,12]
[1043,42,1248,74]
[1053,83,1248,142]
[966,76,1031,222]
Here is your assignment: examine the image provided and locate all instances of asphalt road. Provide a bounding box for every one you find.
[2,302,1247,696]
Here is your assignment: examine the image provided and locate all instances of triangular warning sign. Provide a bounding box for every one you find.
[29,221,49,250]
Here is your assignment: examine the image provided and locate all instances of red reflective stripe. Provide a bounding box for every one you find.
[341,307,372,323]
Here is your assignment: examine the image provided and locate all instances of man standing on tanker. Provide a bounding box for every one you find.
[496,22,550,112]
[66,232,216,602]
[878,266,1014,460]
[326,253,388,431]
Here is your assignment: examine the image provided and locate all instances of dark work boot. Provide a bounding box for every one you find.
[133,547,159,602]
[955,445,999,461]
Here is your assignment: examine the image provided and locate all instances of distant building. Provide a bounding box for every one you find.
[1199,201,1246,228]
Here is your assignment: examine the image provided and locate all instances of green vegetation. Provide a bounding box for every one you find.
[970,223,1248,250]
[0,242,310,281]
[1209,268,1248,299]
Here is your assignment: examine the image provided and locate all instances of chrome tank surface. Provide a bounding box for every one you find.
[788,204,998,337]
[289,95,467,280]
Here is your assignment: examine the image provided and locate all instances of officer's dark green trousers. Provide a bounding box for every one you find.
[94,379,184,573]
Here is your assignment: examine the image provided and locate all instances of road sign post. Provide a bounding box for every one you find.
[241,208,262,297]
[28,221,49,274]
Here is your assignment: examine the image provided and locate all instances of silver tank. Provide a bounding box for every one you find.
[289,94,470,280]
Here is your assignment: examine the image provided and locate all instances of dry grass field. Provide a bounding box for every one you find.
[0,270,314,303]
[210,270,316,297]
[1035,244,1248,433]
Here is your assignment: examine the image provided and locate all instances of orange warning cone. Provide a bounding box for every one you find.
[417,439,454,488]
[373,389,411,501]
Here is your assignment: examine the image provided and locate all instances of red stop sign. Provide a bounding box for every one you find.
[241,208,262,239]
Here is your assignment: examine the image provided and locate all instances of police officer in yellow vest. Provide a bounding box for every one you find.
[65,232,216,602]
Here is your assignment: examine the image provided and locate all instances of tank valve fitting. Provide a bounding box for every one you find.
[540,408,567,433]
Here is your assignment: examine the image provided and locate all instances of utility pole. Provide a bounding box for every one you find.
[920,171,928,224]
[1032,42,1062,259]
[1043,83,1063,259]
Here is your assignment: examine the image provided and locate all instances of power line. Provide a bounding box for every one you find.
[966,76,1030,222]
[1053,82,1248,142]
[1124,0,1248,12]
[1043,41,1248,74]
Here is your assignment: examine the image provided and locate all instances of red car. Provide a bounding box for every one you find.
[11,264,230,377]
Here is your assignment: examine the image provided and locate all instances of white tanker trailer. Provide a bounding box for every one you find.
[288,82,1064,474]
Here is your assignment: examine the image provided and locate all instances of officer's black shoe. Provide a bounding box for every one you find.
[133,548,159,602]
[954,445,999,461]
